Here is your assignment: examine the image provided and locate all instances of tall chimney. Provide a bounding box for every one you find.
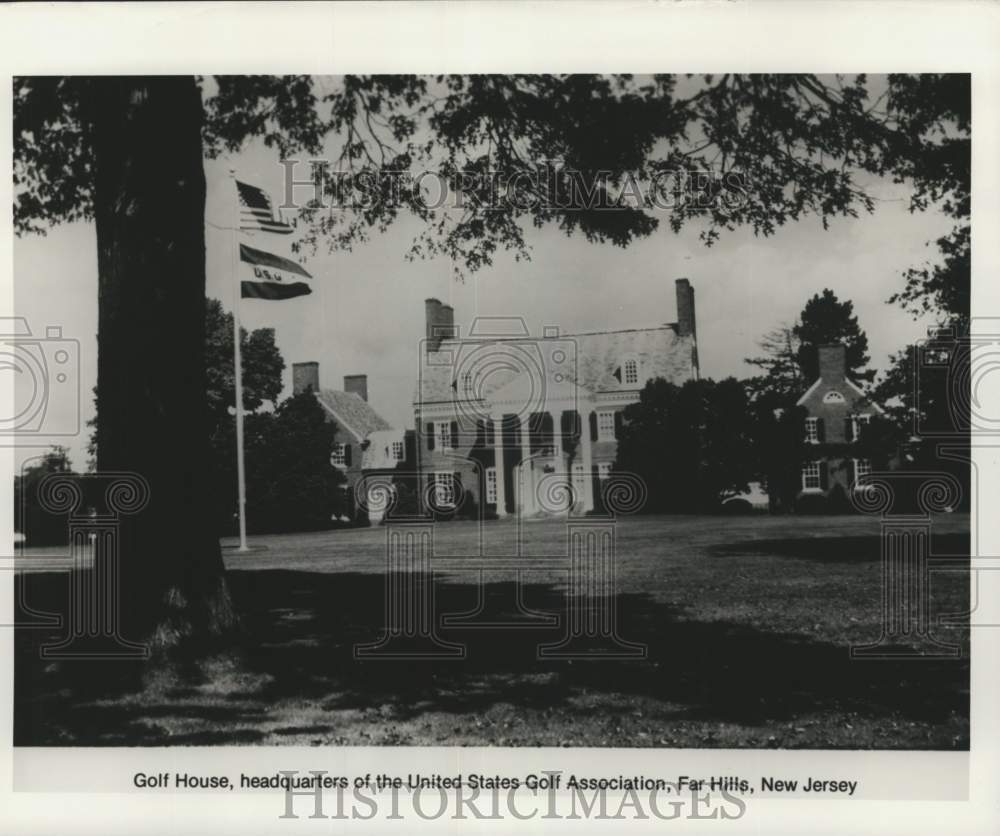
[440,304,455,340]
[818,344,847,383]
[675,278,696,339]
[292,361,319,395]
[344,374,368,402]
[425,298,456,354]
[425,298,444,353]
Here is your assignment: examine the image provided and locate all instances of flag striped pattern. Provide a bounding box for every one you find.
[236,179,293,234]
[239,244,312,300]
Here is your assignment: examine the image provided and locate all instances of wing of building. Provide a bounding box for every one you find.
[413,279,700,516]
[795,344,886,500]
[291,363,401,521]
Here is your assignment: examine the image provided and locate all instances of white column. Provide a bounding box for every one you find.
[519,413,533,515]
[551,408,565,511]
[579,406,594,513]
[492,415,507,517]
[551,409,563,460]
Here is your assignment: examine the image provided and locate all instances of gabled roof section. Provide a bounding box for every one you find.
[361,428,406,470]
[316,389,393,441]
[795,375,885,414]
[416,325,697,406]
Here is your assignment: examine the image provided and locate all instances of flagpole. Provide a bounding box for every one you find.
[230,169,249,552]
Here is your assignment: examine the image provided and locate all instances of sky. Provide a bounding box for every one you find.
[12,85,956,472]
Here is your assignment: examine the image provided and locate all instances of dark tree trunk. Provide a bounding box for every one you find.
[92,77,236,646]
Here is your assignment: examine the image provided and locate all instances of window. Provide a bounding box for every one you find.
[598,462,612,481]
[391,441,404,461]
[801,460,821,491]
[851,414,871,441]
[853,458,872,487]
[485,466,498,504]
[435,421,453,450]
[823,391,846,404]
[331,443,347,468]
[804,417,819,444]
[597,411,616,441]
[432,472,455,508]
[623,357,639,386]
[572,463,586,494]
[462,372,474,398]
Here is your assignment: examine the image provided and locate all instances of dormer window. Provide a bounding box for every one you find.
[623,356,640,386]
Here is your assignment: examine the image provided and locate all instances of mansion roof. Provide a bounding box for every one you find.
[415,324,698,408]
[316,389,393,441]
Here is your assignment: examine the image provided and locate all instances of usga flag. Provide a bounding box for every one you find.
[239,244,313,300]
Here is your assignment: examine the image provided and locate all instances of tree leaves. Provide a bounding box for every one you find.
[14,73,970,304]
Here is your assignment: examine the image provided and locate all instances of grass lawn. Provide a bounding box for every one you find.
[14,513,970,748]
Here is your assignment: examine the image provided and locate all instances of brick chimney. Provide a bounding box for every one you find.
[425,298,456,354]
[292,361,319,395]
[675,278,696,339]
[818,344,847,383]
[344,374,368,402]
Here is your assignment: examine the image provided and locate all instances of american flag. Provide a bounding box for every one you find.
[236,179,293,234]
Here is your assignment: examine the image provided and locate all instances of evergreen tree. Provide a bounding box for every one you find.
[793,289,872,383]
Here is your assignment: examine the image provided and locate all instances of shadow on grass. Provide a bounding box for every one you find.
[710,532,971,564]
[14,566,969,747]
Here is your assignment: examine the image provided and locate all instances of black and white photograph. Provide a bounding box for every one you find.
[2,2,999,833]
[11,68,973,745]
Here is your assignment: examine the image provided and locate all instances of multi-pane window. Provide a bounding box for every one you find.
[485,466,498,504]
[801,460,821,491]
[433,472,455,507]
[462,372,474,397]
[804,417,819,444]
[853,458,872,486]
[623,358,639,386]
[572,463,586,496]
[330,443,347,468]
[598,462,612,481]
[435,420,453,450]
[391,441,404,461]
[597,411,616,441]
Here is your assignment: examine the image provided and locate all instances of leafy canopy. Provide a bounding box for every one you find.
[14,74,968,296]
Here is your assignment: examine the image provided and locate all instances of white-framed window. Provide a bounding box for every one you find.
[432,471,455,508]
[623,357,640,386]
[485,466,498,504]
[462,372,474,398]
[572,463,586,494]
[801,460,822,491]
[822,391,846,404]
[597,411,616,441]
[851,414,871,441]
[435,420,453,450]
[853,458,872,487]
[330,443,347,468]
[391,440,404,461]
[598,462,612,481]
[804,417,819,444]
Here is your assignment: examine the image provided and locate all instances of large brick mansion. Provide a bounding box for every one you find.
[413,279,701,516]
